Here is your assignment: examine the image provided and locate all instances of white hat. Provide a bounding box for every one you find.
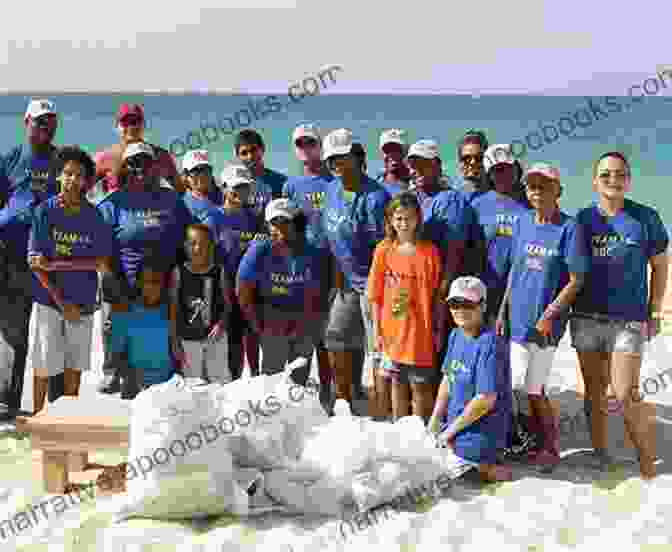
[25,99,56,121]
[182,149,212,172]
[293,123,321,144]
[322,128,353,160]
[220,164,254,189]
[265,198,300,222]
[380,129,406,151]
[483,144,515,173]
[123,142,155,162]
[446,276,487,304]
[407,140,440,160]
[525,162,560,182]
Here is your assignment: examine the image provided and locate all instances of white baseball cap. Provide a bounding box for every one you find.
[446,276,487,304]
[483,144,515,173]
[25,99,56,122]
[220,164,254,189]
[407,140,440,160]
[123,142,155,162]
[380,129,406,151]
[182,150,212,172]
[293,123,321,145]
[265,198,300,222]
[525,162,560,182]
[322,128,353,160]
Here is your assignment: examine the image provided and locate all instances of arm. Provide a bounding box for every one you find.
[443,393,497,437]
[208,267,235,341]
[539,272,585,323]
[496,267,513,336]
[237,282,262,333]
[648,252,669,337]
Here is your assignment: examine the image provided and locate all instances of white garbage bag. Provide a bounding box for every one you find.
[116,375,246,521]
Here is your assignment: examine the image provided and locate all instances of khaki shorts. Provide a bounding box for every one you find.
[27,302,93,377]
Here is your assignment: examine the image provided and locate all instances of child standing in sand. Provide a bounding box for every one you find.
[368,192,443,422]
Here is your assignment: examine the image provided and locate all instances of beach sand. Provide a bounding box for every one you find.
[3,308,672,549]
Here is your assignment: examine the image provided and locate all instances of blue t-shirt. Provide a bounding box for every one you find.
[110,303,175,386]
[29,197,114,308]
[322,175,390,293]
[508,211,590,345]
[96,190,190,288]
[442,328,511,464]
[471,191,531,298]
[182,191,221,228]
[213,206,262,272]
[575,200,669,321]
[0,189,38,262]
[0,144,59,203]
[282,174,332,250]
[237,239,322,311]
[375,172,409,197]
[248,168,287,217]
[416,188,475,255]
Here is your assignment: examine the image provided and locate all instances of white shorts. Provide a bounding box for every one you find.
[181,335,231,384]
[510,340,557,395]
[27,303,93,377]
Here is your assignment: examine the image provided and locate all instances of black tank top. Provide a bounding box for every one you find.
[175,264,227,341]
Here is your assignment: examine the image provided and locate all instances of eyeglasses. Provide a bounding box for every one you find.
[186,166,212,178]
[459,153,483,165]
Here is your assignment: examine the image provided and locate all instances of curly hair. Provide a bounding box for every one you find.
[57,145,96,181]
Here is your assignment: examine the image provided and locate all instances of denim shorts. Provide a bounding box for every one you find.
[386,362,442,385]
[570,314,645,354]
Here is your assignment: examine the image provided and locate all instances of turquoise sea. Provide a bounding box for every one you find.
[0,93,670,222]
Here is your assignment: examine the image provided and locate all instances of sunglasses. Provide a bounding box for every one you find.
[295,137,319,148]
[32,115,57,129]
[447,299,481,309]
[120,116,143,127]
[459,153,483,164]
[186,166,212,178]
[268,217,292,226]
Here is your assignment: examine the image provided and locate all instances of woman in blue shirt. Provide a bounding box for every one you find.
[96,142,189,394]
[497,163,589,472]
[572,151,668,479]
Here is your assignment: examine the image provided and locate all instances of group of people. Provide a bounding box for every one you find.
[0,99,667,485]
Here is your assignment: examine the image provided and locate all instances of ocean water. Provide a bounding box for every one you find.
[0,93,671,222]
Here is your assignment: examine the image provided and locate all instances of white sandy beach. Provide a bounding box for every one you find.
[2,319,672,551]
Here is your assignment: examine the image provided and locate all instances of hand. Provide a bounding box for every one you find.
[432,329,444,354]
[28,254,50,271]
[535,317,553,338]
[207,321,226,343]
[427,415,441,436]
[172,339,187,367]
[437,427,456,450]
[374,332,385,353]
[643,319,660,341]
[62,303,81,323]
[495,317,506,337]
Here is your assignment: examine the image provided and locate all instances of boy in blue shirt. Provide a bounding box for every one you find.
[428,276,513,483]
[497,163,589,471]
[110,256,177,399]
[27,145,114,413]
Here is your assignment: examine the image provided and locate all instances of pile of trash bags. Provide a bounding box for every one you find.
[115,361,469,522]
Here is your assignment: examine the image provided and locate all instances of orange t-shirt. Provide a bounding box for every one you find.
[367,240,441,367]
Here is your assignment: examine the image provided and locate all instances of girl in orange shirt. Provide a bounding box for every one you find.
[368,192,444,422]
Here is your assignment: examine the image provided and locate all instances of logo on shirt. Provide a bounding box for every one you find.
[391,288,410,319]
[306,191,325,211]
[26,168,50,193]
[591,232,637,257]
[131,208,169,228]
[495,214,518,237]
[52,229,93,257]
[270,271,307,285]
[188,298,210,324]
[324,208,348,233]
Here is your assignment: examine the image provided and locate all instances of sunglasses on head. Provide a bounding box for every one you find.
[460,153,483,164]
[447,298,481,309]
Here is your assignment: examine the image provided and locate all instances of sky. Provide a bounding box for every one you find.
[0,0,669,95]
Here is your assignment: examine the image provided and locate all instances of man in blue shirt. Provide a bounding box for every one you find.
[376,129,411,196]
[282,123,335,409]
[234,129,287,218]
[471,144,530,321]
[451,130,491,203]
[322,128,390,411]
[0,99,61,417]
[406,139,478,349]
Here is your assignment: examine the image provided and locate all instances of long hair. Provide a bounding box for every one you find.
[383,191,423,244]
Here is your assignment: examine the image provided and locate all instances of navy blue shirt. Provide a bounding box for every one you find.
[575,200,668,321]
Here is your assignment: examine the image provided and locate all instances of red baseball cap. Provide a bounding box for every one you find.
[116,103,145,123]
